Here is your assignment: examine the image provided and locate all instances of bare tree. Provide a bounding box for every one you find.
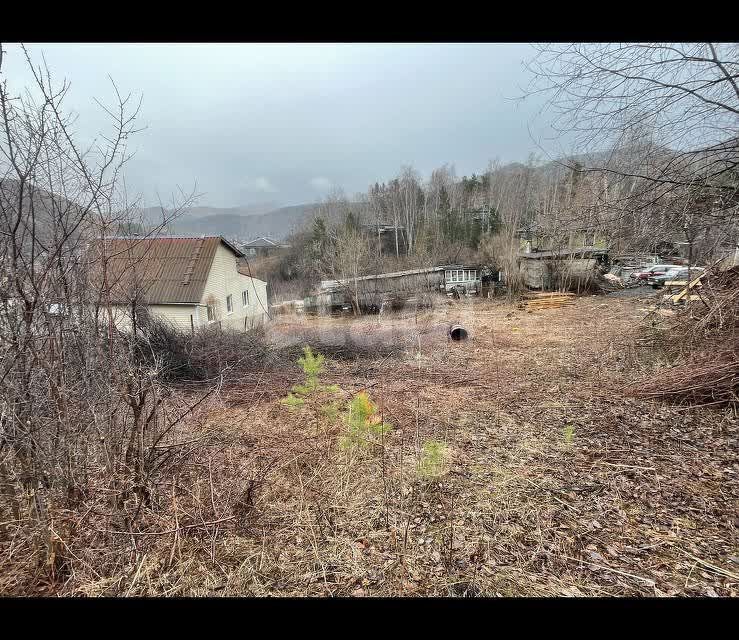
[525,43,739,261]
[0,45,209,579]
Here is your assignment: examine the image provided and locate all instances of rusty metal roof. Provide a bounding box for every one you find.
[94,236,243,304]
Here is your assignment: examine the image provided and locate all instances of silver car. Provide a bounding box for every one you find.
[647,266,704,289]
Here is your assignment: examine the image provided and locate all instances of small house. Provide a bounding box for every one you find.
[518,246,610,290]
[242,236,290,258]
[97,235,269,332]
[441,265,482,295]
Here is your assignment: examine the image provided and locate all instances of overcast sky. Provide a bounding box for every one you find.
[2,43,553,208]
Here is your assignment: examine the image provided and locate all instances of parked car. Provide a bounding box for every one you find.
[630,264,681,281]
[647,267,704,289]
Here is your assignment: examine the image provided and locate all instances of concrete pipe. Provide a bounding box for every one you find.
[449,324,468,341]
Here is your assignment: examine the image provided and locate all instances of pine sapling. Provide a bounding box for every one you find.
[340,391,392,449]
[418,439,448,478]
[562,424,575,445]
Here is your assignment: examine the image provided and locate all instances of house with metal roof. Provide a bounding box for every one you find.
[242,236,290,257]
[96,235,269,332]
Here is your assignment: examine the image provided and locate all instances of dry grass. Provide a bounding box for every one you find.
[2,294,737,597]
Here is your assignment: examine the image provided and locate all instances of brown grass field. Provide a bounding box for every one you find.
[4,294,737,596]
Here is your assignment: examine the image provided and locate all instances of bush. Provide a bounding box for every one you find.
[132,314,273,383]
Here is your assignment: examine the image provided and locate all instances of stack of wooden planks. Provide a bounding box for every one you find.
[667,273,705,304]
[523,292,576,310]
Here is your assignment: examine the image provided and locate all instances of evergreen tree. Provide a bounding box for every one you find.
[344,210,360,232]
[310,216,328,261]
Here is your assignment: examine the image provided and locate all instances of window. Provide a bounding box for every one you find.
[226,294,233,314]
[206,304,215,322]
[242,290,249,307]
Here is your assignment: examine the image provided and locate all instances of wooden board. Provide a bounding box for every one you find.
[672,273,705,303]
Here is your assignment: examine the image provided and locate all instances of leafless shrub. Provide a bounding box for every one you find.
[280,324,406,361]
[0,45,225,591]
[544,260,606,294]
[479,232,525,299]
[631,266,739,408]
[526,43,739,265]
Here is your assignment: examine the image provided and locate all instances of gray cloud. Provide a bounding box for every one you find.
[1,43,555,208]
[252,177,277,193]
[309,176,332,192]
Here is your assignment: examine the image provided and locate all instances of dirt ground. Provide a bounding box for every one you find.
[174,293,736,597]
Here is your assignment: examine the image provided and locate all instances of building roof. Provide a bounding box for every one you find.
[320,266,444,290]
[243,236,287,249]
[440,264,481,270]
[360,223,407,232]
[518,246,609,260]
[318,264,484,291]
[93,235,244,304]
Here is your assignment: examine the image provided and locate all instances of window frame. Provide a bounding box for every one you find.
[206,304,215,322]
[242,290,249,307]
[226,294,233,314]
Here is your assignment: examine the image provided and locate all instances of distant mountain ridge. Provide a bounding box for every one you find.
[142,203,318,241]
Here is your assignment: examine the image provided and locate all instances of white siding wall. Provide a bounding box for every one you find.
[199,243,269,331]
[148,304,199,331]
[110,303,198,332]
[109,305,133,332]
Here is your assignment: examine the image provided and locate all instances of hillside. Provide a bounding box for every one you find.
[145,203,317,241]
[0,178,88,250]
